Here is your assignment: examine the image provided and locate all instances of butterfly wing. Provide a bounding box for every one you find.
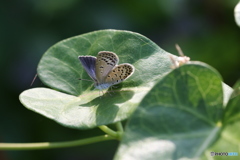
[78,56,97,81]
[95,51,119,83]
[104,63,135,86]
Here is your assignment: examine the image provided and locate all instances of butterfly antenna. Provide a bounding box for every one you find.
[175,44,184,56]
[30,73,38,86]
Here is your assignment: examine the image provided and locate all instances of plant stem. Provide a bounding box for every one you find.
[115,121,124,132]
[98,124,124,140]
[98,125,118,138]
[98,125,117,138]
[0,135,114,150]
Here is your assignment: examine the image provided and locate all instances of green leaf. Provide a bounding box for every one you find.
[115,62,225,160]
[202,90,240,160]
[230,79,240,99]
[20,30,173,129]
[37,29,172,96]
[222,82,233,107]
[223,80,240,125]
[234,1,240,27]
[202,136,240,160]
[221,81,240,148]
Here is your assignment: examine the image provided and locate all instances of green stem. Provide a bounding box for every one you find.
[0,135,114,150]
[115,122,124,132]
[115,122,124,140]
[98,125,118,138]
[98,123,124,140]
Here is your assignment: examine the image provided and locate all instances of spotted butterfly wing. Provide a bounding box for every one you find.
[95,51,119,83]
[104,63,135,85]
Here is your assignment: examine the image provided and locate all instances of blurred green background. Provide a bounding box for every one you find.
[0,0,239,159]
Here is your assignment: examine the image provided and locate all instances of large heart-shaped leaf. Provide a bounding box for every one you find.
[19,30,174,129]
[115,62,228,160]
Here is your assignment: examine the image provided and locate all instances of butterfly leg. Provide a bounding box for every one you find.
[98,89,106,98]
[107,85,117,96]
[112,85,118,89]
[101,90,105,96]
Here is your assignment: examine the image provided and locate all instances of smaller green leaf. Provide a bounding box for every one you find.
[223,96,240,125]
[202,136,240,160]
[115,62,224,160]
[222,79,240,125]
[203,95,240,160]
[222,114,240,145]
[230,79,240,99]
[234,1,240,27]
[201,81,240,160]
[222,82,233,107]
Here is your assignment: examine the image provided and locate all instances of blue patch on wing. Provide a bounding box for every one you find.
[78,56,97,81]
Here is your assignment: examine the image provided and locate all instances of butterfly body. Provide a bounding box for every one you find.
[79,51,134,90]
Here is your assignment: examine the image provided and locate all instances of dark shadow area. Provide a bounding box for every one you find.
[79,89,134,126]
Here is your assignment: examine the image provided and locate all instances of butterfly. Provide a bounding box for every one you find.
[78,51,135,90]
